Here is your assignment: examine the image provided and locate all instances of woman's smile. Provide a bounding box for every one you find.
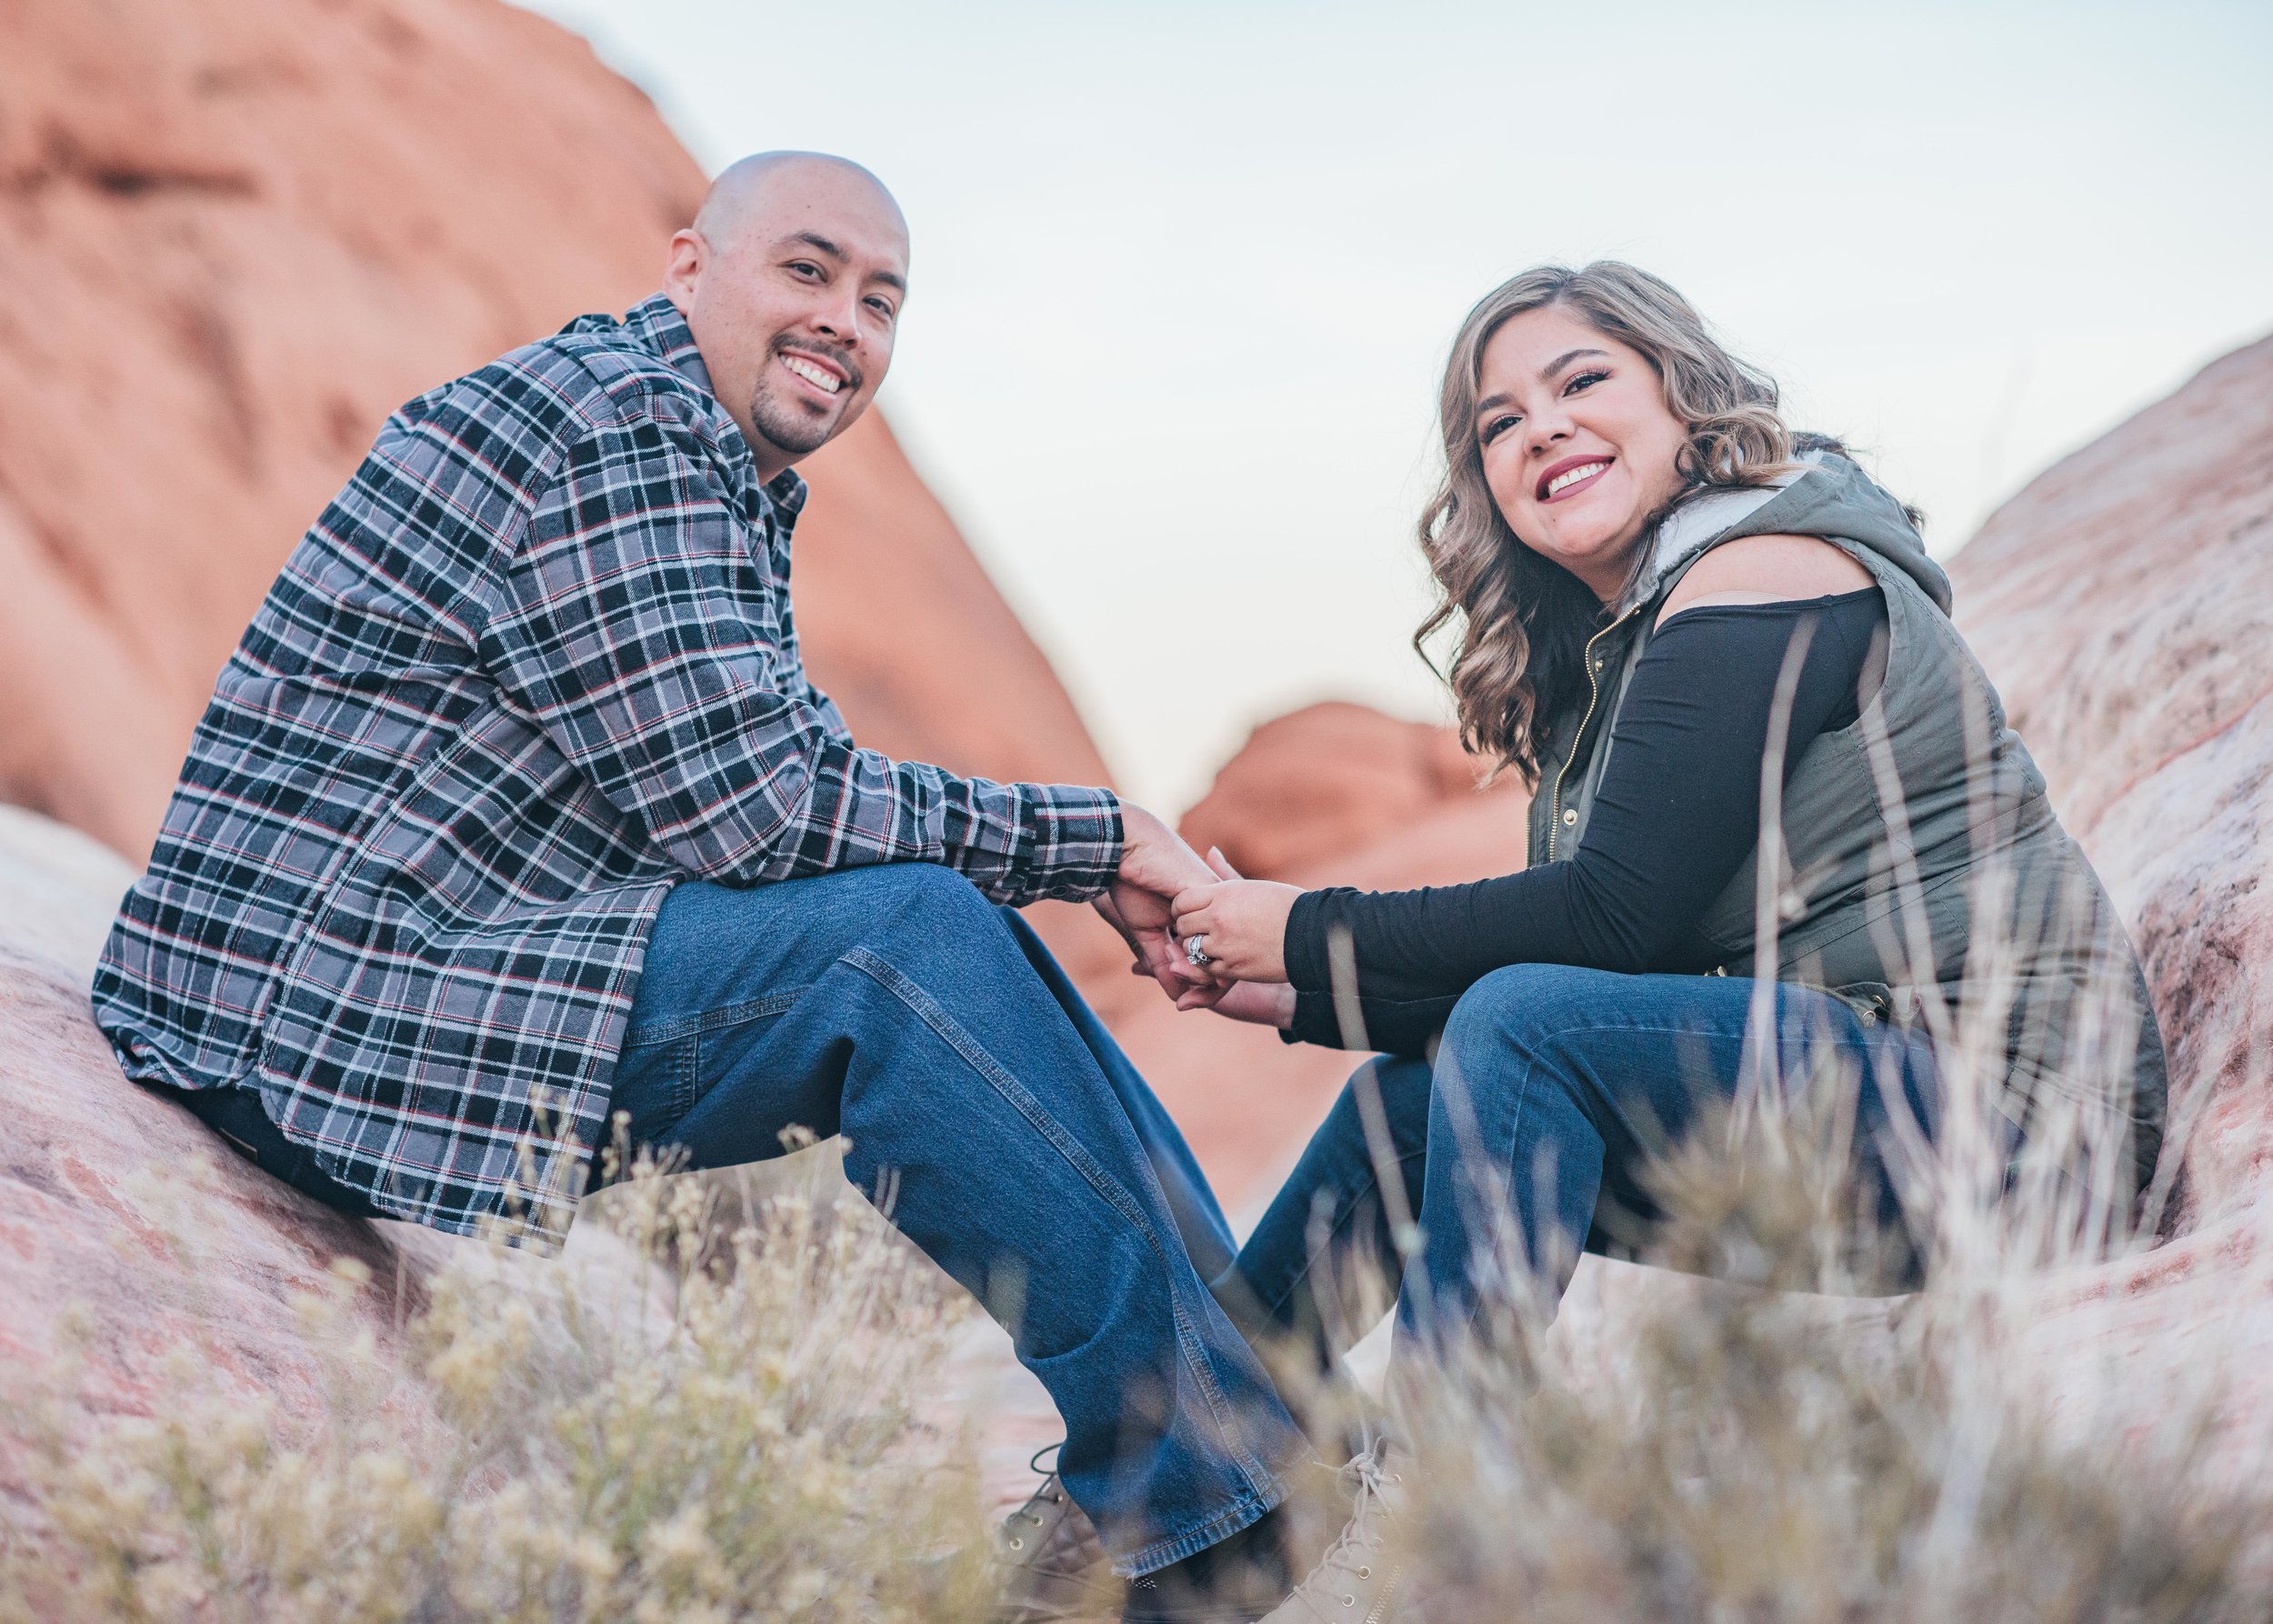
[1537,455,1615,504]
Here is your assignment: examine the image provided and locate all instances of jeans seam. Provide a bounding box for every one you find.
[841,946,1281,1503]
[624,987,806,1048]
[676,1030,701,1124]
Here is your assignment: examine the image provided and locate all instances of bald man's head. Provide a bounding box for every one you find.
[663,152,910,480]
[692,152,906,249]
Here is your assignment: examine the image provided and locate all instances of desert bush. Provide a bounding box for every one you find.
[1292,846,2273,1622]
[0,1139,995,1624]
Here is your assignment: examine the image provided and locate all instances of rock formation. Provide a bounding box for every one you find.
[0,0,1106,863]
[1178,702,1517,883]
[1950,334,2273,1234]
[0,804,446,1425]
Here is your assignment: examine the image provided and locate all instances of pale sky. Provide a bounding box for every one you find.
[521,0,2272,816]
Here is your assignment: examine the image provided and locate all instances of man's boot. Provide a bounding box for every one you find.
[994,1448,1121,1623]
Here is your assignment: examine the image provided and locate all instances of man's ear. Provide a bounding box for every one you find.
[662,228,706,314]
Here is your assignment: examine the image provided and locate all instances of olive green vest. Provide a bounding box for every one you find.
[1527,450,2166,1192]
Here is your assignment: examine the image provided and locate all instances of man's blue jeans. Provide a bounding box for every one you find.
[603,865,1306,1577]
[1232,964,1944,1363]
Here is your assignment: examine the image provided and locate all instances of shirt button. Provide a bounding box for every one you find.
[1562,808,1578,826]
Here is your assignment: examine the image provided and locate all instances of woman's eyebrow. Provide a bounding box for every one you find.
[1541,346,1610,380]
[1474,390,1515,420]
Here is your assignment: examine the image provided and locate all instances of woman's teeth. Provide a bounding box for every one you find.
[1546,460,1609,497]
[782,356,842,395]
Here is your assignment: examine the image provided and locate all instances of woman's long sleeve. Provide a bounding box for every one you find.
[1281,590,1885,1049]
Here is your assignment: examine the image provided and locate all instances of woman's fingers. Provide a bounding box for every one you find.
[1170,880,1225,919]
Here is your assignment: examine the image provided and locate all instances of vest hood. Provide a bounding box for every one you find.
[1616,444,1952,617]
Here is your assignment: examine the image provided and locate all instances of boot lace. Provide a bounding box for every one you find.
[1290,1448,1399,1619]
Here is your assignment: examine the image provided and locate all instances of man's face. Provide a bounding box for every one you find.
[664,164,909,478]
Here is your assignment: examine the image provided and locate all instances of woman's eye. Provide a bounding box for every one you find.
[1564,369,1609,395]
[1480,414,1520,446]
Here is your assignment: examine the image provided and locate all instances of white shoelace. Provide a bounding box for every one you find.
[1291,1449,1399,1619]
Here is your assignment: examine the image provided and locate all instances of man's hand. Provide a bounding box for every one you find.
[1094,803,1222,1003]
[1170,872,1302,984]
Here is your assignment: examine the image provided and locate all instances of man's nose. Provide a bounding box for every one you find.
[809,290,866,351]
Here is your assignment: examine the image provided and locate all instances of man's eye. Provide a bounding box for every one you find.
[788,261,824,280]
[865,296,897,320]
[1480,414,1520,446]
[1564,369,1609,395]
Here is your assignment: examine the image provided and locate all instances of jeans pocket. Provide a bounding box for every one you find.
[610,1031,702,1148]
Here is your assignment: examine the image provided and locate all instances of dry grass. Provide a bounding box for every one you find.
[0,1138,995,1624]
[7,864,2270,1620]
[1368,1075,2273,1622]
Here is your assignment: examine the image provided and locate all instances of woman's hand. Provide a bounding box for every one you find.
[1185,977,1296,1027]
[1171,872,1303,984]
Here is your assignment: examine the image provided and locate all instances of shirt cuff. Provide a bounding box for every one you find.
[1282,988,1458,1058]
[1013,785,1124,902]
[1283,887,1334,993]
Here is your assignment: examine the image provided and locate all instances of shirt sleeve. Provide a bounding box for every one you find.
[1283,989,1461,1058]
[484,401,1122,904]
[1282,591,1885,1023]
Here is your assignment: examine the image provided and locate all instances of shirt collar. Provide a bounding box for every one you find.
[618,292,809,517]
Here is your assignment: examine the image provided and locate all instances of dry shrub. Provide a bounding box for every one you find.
[1299,881,2273,1621]
[0,1138,995,1624]
[1374,1084,2273,1623]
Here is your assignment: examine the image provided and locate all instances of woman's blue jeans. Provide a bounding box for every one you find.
[1232,963,1944,1365]
[602,865,1305,1578]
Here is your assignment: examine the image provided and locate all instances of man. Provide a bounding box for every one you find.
[92,154,1402,1622]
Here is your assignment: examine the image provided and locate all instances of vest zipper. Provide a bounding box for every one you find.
[1547,607,1638,859]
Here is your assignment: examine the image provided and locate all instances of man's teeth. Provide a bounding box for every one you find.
[782,356,842,394]
[1546,461,1608,496]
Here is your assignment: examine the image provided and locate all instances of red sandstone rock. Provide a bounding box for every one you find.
[1180,701,1515,882]
[0,0,1108,865]
[0,0,706,856]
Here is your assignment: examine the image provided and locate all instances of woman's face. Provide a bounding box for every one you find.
[1474,304,1691,602]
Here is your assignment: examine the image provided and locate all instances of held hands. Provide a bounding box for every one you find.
[1170,850,1298,1027]
[1095,804,1223,1006]
[1091,812,1298,1028]
[1170,867,1301,985]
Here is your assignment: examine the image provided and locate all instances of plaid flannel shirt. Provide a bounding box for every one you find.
[92,294,1124,1247]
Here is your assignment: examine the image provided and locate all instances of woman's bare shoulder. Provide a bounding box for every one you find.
[1657,533,1875,626]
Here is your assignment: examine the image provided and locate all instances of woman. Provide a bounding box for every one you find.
[1172,261,2168,1357]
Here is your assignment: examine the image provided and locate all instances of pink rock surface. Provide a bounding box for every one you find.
[1951,334,2273,1231]
[0,806,447,1442]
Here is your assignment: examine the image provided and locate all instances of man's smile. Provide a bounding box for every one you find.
[779,350,848,397]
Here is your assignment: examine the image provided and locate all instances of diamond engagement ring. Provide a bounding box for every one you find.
[1184,934,1213,967]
